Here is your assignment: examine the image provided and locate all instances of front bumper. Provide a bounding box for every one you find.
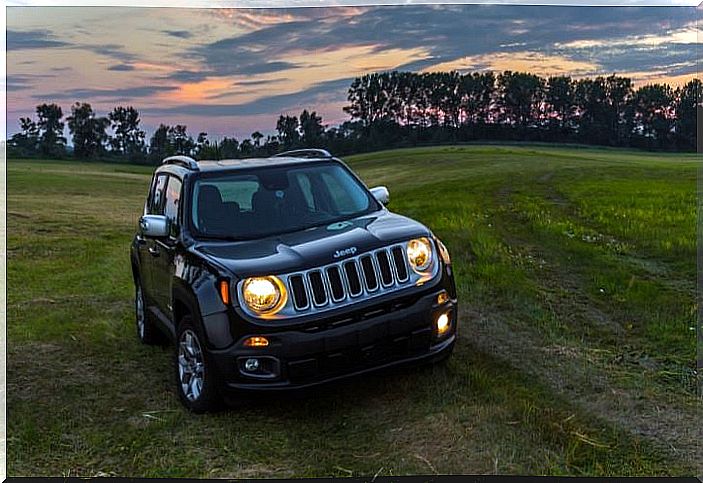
[209,287,457,392]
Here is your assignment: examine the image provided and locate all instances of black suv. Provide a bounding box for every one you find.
[131,149,457,411]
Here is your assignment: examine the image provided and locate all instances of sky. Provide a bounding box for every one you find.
[5,4,700,141]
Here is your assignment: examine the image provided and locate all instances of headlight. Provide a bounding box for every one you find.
[406,237,433,272]
[241,276,287,314]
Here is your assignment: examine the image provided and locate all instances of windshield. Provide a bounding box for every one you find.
[190,162,378,240]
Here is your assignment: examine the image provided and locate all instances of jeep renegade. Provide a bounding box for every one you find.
[131,149,457,411]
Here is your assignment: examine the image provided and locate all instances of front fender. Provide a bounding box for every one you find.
[172,255,234,349]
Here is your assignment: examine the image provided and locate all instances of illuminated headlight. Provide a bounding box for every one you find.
[241,276,287,314]
[406,237,433,272]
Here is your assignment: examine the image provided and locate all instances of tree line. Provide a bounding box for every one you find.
[343,71,699,151]
[8,71,700,162]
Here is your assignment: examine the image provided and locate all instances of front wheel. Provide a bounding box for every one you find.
[175,315,222,412]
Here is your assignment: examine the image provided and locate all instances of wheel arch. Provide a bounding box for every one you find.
[172,275,234,350]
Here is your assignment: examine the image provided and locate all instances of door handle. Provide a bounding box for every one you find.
[148,246,160,257]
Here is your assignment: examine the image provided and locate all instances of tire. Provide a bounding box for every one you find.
[174,315,222,412]
[135,279,162,345]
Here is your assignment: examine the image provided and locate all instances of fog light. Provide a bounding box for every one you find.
[436,312,450,335]
[244,358,260,372]
[243,336,269,348]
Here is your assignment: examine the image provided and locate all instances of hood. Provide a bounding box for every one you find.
[194,210,430,277]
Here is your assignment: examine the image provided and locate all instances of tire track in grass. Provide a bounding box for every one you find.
[484,176,701,469]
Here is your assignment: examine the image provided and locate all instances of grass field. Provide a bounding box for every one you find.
[6,145,701,477]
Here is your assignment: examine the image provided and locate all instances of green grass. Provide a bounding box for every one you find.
[6,146,701,477]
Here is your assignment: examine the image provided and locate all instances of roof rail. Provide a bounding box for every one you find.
[162,155,199,170]
[272,149,333,159]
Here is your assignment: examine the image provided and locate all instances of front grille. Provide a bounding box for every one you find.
[360,255,378,291]
[289,275,308,310]
[391,246,409,282]
[308,271,327,306]
[288,244,412,313]
[326,266,345,301]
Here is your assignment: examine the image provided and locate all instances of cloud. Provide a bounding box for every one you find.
[7,29,70,50]
[5,72,63,92]
[107,63,135,71]
[87,43,137,63]
[145,78,351,117]
[6,73,57,91]
[178,5,696,96]
[163,29,194,39]
[166,70,210,82]
[7,4,699,138]
[32,85,178,101]
[238,78,288,86]
[164,62,299,83]
[423,52,600,78]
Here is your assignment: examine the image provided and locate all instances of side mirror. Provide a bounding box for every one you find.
[139,215,169,237]
[370,186,390,205]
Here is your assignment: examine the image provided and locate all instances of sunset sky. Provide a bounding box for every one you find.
[6,5,700,140]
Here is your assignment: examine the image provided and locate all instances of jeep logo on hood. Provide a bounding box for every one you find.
[333,247,357,259]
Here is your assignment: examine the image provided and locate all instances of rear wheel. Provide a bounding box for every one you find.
[175,315,222,412]
[135,280,161,345]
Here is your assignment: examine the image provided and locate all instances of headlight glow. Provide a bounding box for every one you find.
[406,237,433,272]
[241,276,287,314]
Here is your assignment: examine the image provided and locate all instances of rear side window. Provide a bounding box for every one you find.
[148,175,168,214]
[164,176,182,236]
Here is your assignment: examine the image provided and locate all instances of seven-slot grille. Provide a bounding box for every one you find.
[288,245,410,311]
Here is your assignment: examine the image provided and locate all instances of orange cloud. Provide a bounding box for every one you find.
[625,70,700,88]
[164,78,234,102]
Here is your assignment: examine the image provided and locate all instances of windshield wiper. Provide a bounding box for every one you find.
[195,234,244,242]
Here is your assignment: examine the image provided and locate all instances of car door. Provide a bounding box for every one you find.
[151,175,183,325]
[138,173,168,308]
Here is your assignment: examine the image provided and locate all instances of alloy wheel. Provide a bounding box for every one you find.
[177,329,205,401]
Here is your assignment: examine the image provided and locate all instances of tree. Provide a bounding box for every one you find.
[459,72,495,125]
[262,135,280,155]
[35,103,66,157]
[574,77,610,145]
[108,106,145,160]
[169,125,195,155]
[496,71,544,128]
[8,117,39,156]
[239,138,254,156]
[604,75,633,146]
[545,76,575,133]
[196,133,224,160]
[67,102,109,159]
[276,115,300,148]
[299,110,324,146]
[148,124,171,164]
[674,78,701,150]
[251,131,264,148]
[195,132,209,157]
[219,137,239,158]
[632,84,675,149]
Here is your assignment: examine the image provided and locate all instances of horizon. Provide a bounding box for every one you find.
[6,5,699,141]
